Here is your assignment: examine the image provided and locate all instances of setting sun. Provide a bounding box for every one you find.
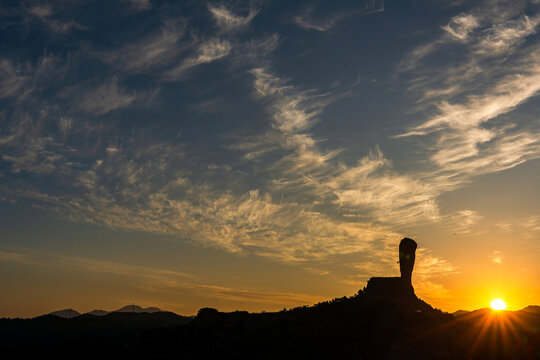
[490,299,507,311]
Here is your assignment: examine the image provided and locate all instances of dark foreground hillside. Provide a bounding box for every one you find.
[2,289,539,360]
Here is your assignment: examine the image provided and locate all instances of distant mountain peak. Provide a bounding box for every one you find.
[452,310,470,318]
[522,305,540,314]
[38,305,164,319]
[114,305,161,313]
[86,309,109,316]
[48,309,81,319]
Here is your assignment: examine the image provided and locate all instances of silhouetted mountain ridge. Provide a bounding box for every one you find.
[114,305,161,313]
[2,239,538,359]
[522,305,540,315]
[48,308,81,319]
[452,309,470,318]
[2,289,539,359]
[85,309,108,316]
[38,304,163,319]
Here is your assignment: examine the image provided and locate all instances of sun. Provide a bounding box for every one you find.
[490,299,507,311]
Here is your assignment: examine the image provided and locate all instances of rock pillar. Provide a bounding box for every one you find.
[399,238,417,286]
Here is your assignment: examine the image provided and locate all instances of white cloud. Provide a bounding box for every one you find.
[27,4,86,34]
[100,18,186,73]
[245,68,440,226]
[0,112,67,175]
[58,117,73,137]
[523,216,540,232]
[77,77,152,115]
[28,5,53,18]
[398,8,538,75]
[0,55,61,101]
[293,1,384,32]
[446,210,482,234]
[0,120,403,262]
[475,15,539,55]
[0,59,27,99]
[251,67,326,132]
[208,3,258,33]
[397,40,540,188]
[163,38,232,81]
[491,250,504,264]
[414,248,460,303]
[442,14,479,41]
[53,186,396,261]
[293,9,347,32]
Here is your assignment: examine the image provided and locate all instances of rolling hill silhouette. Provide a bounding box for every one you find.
[85,309,109,316]
[114,305,162,313]
[522,305,540,315]
[48,308,81,319]
[1,239,538,359]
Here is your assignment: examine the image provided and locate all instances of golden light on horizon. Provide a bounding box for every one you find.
[490,299,507,311]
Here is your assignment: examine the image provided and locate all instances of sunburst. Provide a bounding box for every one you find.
[490,299,507,311]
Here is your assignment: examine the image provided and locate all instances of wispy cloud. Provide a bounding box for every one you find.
[293,8,348,32]
[474,15,539,55]
[414,248,460,303]
[27,4,53,18]
[27,3,86,33]
[163,38,232,81]
[0,59,27,99]
[447,210,482,234]
[398,6,539,75]
[523,215,540,232]
[491,250,504,264]
[396,5,540,199]
[99,18,187,73]
[243,68,440,226]
[442,14,479,41]
[0,112,67,175]
[77,77,155,115]
[399,55,540,186]
[0,108,403,262]
[397,41,443,73]
[0,55,63,101]
[207,3,259,33]
[293,0,384,32]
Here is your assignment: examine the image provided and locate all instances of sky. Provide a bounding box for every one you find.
[1,0,539,318]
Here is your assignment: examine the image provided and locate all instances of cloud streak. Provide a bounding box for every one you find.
[27,3,87,34]
[99,18,187,73]
[442,14,479,41]
[397,6,540,198]
[77,77,155,115]
[293,0,384,32]
[243,68,440,226]
[163,38,232,81]
[208,3,259,33]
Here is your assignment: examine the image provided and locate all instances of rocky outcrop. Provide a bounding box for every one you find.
[364,238,418,299]
[399,237,417,286]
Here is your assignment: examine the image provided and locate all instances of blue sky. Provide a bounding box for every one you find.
[1,0,539,316]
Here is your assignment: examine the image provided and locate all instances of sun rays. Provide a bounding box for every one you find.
[461,306,534,358]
